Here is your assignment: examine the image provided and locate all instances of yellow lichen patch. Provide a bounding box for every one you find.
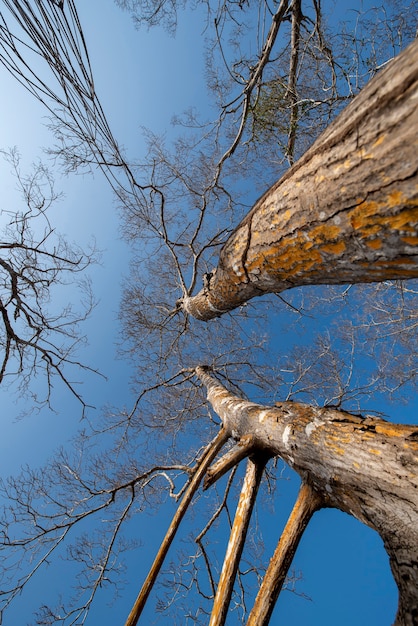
[357,146,374,160]
[363,224,383,236]
[403,440,418,453]
[248,238,323,277]
[372,134,386,149]
[388,190,406,208]
[324,428,353,453]
[368,448,382,456]
[241,195,418,286]
[265,208,294,230]
[353,198,416,222]
[350,200,379,229]
[401,236,418,245]
[365,238,382,250]
[357,429,376,442]
[332,159,352,175]
[276,253,320,274]
[310,223,342,241]
[282,209,292,222]
[350,202,418,240]
[385,205,418,230]
[353,461,360,469]
[324,442,346,455]
[321,240,346,255]
[375,422,409,438]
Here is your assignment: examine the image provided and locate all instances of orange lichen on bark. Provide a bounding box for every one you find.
[216,184,417,303]
[401,236,418,245]
[375,422,418,439]
[244,200,417,283]
[388,190,409,208]
[309,223,342,241]
[365,239,383,249]
[321,240,347,254]
[183,40,418,321]
[246,223,350,279]
[350,199,418,234]
[246,241,322,276]
[372,134,386,148]
[325,443,346,455]
[323,428,353,455]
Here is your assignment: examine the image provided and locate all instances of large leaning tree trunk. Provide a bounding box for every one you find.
[195,367,418,626]
[182,39,418,321]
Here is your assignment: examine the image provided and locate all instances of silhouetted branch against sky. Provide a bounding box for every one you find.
[0,1,417,624]
[0,147,101,413]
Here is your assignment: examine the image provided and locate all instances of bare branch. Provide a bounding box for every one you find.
[124,428,229,626]
[247,482,322,625]
[208,454,268,626]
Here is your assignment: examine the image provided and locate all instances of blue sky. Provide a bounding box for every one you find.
[0,1,415,624]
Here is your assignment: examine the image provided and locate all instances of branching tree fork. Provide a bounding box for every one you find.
[127,40,418,626]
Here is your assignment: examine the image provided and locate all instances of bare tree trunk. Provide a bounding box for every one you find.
[209,455,267,626]
[247,482,322,626]
[195,367,418,626]
[125,429,229,626]
[183,40,418,321]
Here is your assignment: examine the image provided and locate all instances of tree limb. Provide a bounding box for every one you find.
[124,427,229,626]
[204,435,256,490]
[247,481,322,625]
[183,39,418,320]
[209,454,269,626]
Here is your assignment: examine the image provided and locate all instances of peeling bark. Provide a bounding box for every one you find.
[183,40,418,321]
[195,367,418,626]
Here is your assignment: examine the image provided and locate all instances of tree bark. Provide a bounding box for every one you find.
[124,429,229,626]
[183,39,418,321]
[247,482,322,626]
[195,367,418,626]
[209,455,267,626]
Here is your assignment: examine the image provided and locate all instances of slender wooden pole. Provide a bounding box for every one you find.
[247,482,322,626]
[209,455,268,626]
[125,428,229,626]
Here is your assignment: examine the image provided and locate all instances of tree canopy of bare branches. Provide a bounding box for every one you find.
[0,1,417,625]
[0,148,99,413]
